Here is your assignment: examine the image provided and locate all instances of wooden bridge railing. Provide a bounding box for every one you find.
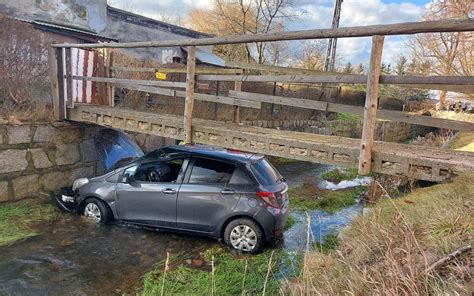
[49,19,474,176]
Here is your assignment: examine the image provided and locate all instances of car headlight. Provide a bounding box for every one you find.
[72,178,89,191]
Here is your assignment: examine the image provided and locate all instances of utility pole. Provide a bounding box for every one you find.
[324,0,343,72]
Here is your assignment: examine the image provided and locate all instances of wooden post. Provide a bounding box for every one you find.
[48,45,61,120]
[65,48,73,108]
[107,50,115,107]
[184,46,196,143]
[55,48,66,120]
[358,35,385,175]
[234,73,242,123]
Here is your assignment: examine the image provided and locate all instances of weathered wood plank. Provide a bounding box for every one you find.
[111,66,243,74]
[229,90,474,131]
[65,48,73,108]
[47,45,61,121]
[184,46,196,143]
[54,19,474,48]
[359,36,384,175]
[72,76,187,88]
[197,74,474,87]
[226,61,338,75]
[56,48,66,120]
[229,90,328,110]
[234,80,242,124]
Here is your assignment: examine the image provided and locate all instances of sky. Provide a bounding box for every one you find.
[107,0,433,66]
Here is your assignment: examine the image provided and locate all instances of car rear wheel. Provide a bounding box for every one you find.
[224,218,264,253]
[82,198,112,224]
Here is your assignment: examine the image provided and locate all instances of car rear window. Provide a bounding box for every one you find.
[250,159,282,186]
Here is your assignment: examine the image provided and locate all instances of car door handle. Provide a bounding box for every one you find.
[162,188,176,194]
[221,189,235,194]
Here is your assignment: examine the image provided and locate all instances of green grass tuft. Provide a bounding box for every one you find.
[289,181,366,214]
[336,112,362,121]
[313,233,340,253]
[283,215,298,231]
[321,168,360,183]
[140,248,283,296]
[0,200,61,247]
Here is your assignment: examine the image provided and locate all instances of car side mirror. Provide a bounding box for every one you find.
[121,175,133,183]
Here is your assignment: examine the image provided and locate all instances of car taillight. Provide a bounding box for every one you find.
[257,191,280,208]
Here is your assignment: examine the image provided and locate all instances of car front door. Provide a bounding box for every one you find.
[177,157,242,233]
[115,158,188,227]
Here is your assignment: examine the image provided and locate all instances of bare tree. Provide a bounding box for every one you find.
[0,14,49,113]
[188,0,299,64]
[411,0,473,105]
[293,40,326,70]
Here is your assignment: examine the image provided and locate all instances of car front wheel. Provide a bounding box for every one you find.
[224,218,264,253]
[82,198,112,224]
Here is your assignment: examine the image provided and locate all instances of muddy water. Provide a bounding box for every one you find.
[0,216,214,295]
[0,161,367,295]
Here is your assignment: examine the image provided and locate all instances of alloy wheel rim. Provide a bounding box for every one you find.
[230,225,257,252]
[84,203,101,223]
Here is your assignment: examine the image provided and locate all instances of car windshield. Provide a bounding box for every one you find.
[250,158,282,186]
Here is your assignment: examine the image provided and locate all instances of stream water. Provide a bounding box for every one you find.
[0,160,369,295]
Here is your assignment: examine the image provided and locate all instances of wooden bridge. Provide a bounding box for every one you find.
[50,19,474,182]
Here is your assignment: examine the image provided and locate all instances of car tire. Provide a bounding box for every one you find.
[82,198,112,224]
[224,218,264,253]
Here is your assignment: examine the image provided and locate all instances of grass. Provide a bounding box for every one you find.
[140,247,283,296]
[283,215,297,231]
[267,156,299,166]
[336,112,362,121]
[0,200,61,247]
[313,233,340,253]
[297,174,474,295]
[449,132,474,152]
[321,168,360,183]
[289,181,367,213]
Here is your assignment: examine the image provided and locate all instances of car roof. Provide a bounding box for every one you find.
[144,144,264,164]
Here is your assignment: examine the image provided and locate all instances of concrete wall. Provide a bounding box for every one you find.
[240,119,433,143]
[0,0,107,32]
[0,122,101,202]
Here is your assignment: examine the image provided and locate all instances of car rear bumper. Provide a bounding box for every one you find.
[50,187,79,213]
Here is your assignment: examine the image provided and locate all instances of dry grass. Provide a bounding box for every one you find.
[450,132,474,153]
[295,174,473,295]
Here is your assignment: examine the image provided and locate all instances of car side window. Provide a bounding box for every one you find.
[229,167,253,184]
[134,159,185,183]
[189,158,235,184]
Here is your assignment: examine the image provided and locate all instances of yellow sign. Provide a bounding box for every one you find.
[155,71,167,80]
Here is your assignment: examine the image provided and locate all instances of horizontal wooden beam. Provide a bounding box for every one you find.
[113,83,261,109]
[229,90,474,131]
[198,74,474,88]
[225,61,337,75]
[72,75,187,88]
[54,19,474,48]
[111,66,243,74]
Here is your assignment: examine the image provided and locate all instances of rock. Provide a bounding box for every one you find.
[80,139,99,162]
[0,181,9,202]
[70,166,94,182]
[41,171,69,191]
[55,143,80,166]
[191,258,205,267]
[0,149,28,174]
[33,125,55,142]
[60,239,75,247]
[7,125,31,144]
[30,148,53,169]
[12,175,40,200]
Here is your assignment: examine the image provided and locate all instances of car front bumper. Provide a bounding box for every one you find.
[50,187,79,213]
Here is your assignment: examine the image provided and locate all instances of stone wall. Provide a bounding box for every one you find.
[0,122,101,202]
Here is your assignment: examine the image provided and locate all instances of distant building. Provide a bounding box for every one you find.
[0,0,223,66]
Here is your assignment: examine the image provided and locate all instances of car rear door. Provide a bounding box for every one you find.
[176,157,242,233]
[115,158,188,227]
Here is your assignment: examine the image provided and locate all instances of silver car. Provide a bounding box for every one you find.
[54,144,289,253]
